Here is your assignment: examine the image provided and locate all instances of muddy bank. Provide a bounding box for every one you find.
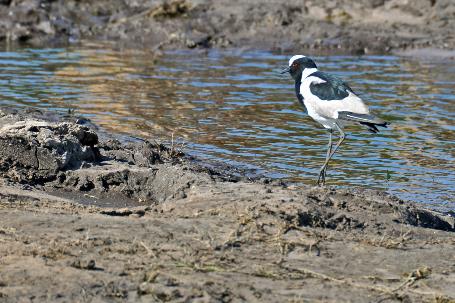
[0,107,259,207]
[0,0,454,55]
[1,108,455,302]
[0,109,455,302]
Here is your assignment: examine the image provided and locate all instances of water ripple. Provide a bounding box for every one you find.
[0,45,453,210]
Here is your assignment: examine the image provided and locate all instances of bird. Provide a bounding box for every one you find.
[281,55,388,186]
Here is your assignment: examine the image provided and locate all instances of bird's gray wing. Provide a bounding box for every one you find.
[309,71,354,101]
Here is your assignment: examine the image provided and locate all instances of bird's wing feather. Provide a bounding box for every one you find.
[337,111,387,125]
[337,111,389,133]
[308,71,354,101]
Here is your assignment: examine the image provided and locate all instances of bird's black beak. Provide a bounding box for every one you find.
[280,66,290,74]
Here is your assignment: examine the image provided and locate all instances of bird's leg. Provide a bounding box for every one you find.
[317,124,346,186]
[328,123,346,160]
[317,129,333,186]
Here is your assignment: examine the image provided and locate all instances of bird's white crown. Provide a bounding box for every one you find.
[288,55,306,66]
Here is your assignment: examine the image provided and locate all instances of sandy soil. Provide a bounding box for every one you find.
[0,0,454,55]
[1,108,454,302]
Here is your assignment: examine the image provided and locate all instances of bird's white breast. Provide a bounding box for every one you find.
[299,74,333,128]
[299,73,369,129]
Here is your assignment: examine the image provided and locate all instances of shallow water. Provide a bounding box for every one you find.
[0,43,454,210]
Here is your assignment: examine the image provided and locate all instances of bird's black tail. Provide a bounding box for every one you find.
[337,111,389,133]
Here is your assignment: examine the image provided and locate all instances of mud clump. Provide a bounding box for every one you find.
[0,120,99,184]
[54,137,210,204]
[149,0,191,20]
[0,108,214,205]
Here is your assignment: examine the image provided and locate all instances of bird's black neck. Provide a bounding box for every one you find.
[294,74,304,107]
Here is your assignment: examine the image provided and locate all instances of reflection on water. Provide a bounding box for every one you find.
[0,43,454,210]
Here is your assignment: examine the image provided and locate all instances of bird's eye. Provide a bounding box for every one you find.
[292,63,298,67]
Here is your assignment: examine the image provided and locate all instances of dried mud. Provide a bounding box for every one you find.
[0,0,454,55]
[1,108,455,302]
